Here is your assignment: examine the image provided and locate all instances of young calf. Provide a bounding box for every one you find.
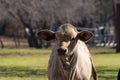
[37,23,98,80]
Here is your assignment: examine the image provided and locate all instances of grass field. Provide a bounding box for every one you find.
[0,47,120,80]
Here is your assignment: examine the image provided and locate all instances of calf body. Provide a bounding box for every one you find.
[38,23,98,80]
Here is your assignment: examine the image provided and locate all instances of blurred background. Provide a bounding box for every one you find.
[0,0,117,49]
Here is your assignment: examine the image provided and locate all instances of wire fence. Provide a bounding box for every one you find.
[77,26,116,47]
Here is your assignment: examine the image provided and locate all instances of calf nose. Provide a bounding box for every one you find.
[57,48,67,55]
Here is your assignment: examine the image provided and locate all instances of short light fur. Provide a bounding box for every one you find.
[38,23,98,80]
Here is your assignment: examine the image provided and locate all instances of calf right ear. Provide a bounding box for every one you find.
[76,30,93,42]
[37,30,55,41]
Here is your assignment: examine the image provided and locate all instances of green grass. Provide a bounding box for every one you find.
[90,47,120,80]
[92,53,120,80]
[0,56,49,80]
[0,47,119,80]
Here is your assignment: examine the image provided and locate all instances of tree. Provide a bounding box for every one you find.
[0,38,4,48]
[0,0,97,48]
[1,0,117,48]
[113,0,120,52]
[95,0,114,25]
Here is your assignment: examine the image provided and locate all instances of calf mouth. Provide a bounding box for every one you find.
[58,54,67,58]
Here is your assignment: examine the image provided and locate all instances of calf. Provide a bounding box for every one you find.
[37,23,98,80]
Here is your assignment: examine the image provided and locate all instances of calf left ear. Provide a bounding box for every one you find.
[76,30,93,42]
[37,29,55,41]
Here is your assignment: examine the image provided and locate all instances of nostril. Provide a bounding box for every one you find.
[57,48,61,53]
[63,49,67,53]
[57,48,67,55]
[57,48,63,53]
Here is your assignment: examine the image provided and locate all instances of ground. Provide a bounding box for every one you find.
[0,47,119,80]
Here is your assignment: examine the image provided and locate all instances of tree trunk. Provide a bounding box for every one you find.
[17,10,39,48]
[0,38,4,48]
[25,26,39,48]
[117,69,120,80]
[113,0,120,52]
[116,4,120,52]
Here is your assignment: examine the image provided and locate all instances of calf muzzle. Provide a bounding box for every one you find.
[57,48,67,56]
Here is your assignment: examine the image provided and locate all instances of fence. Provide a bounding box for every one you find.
[77,26,116,47]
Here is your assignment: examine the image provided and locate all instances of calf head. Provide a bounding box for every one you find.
[37,23,93,60]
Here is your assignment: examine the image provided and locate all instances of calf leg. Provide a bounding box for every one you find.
[90,57,98,80]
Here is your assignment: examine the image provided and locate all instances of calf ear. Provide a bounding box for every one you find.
[76,30,93,42]
[37,30,55,41]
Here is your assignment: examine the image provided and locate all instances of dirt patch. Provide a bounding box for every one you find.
[0,52,50,56]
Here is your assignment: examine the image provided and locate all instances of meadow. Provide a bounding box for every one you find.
[0,47,120,80]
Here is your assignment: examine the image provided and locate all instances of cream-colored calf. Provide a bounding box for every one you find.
[38,23,98,80]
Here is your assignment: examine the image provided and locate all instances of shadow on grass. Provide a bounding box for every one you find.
[0,66,119,80]
[96,66,118,80]
[0,66,47,77]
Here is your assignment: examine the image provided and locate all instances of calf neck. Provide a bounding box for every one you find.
[37,23,98,80]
